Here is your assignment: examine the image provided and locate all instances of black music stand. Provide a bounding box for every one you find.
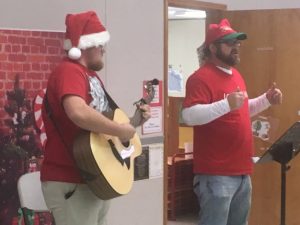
[256,121,300,225]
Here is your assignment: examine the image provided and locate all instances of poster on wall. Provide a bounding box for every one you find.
[134,146,149,181]
[149,144,163,179]
[143,79,162,107]
[142,106,163,135]
[0,29,65,225]
[141,80,163,135]
[252,115,280,143]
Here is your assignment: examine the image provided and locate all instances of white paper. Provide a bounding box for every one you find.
[151,84,160,104]
[142,107,162,134]
[149,144,163,179]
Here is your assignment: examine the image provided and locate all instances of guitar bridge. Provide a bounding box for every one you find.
[108,139,131,169]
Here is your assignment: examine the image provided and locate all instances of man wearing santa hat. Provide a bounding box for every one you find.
[40,11,150,225]
[181,19,282,225]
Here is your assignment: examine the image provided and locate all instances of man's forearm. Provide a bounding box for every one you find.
[182,99,231,126]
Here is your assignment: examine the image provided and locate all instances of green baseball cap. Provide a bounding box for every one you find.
[220,32,247,41]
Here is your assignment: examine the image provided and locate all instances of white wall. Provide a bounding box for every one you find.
[105,1,164,224]
[204,0,300,10]
[0,0,106,31]
[105,0,164,138]
[107,178,163,225]
[0,1,164,225]
[168,19,205,97]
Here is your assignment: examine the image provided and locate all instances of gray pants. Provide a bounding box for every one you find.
[42,181,110,225]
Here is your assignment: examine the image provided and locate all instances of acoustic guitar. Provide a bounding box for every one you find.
[73,79,158,200]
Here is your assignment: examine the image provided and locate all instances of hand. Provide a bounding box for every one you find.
[266,82,282,105]
[227,87,245,111]
[118,123,136,143]
[138,104,151,123]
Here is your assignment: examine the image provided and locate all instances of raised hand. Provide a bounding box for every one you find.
[227,86,246,111]
[266,82,283,105]
[137,104,151,123]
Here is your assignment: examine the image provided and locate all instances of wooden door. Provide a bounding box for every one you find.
[207,9,300,225]
[166,97,181,157]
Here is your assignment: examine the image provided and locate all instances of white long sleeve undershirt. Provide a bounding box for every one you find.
[182,93,271,126]
[248,93,271,117]
[182,99,230,126]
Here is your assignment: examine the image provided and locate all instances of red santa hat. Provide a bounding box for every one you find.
[64,11,110,60]
[204,18,247,47]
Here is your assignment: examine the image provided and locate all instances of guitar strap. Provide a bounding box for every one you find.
[102,88,119,111]
[44,81,118,144]
[44,81,132,181]
[44,92,70,149]
[44,93,77,199]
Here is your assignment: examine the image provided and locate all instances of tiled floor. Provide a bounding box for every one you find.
[167,212,198,225]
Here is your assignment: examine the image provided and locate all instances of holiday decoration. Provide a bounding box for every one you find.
[0,74,52,225]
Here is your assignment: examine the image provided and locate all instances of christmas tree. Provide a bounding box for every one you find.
[4,74,42,158]
[0,74,44,225]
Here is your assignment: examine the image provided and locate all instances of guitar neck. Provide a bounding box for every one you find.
[130,95,153,128]
[130,110,143,128]
[130,79,156,128]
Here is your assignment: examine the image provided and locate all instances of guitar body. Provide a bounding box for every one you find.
[73,108,142,200]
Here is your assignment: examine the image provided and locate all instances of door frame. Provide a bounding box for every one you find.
[163,1,227,224]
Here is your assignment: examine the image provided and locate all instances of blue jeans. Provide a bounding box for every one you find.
[193,175,252,225]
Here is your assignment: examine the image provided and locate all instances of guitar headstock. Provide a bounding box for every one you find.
[131,79,158,127]
[134,79,158,106]
[143,79,158,104]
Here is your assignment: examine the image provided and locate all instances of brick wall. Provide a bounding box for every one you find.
[0,30,65,130]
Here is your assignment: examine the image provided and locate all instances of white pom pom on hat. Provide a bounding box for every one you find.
[68,47,81,60]
[64,11,110,60]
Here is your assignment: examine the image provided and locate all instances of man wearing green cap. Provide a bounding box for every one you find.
[181,18,282,225]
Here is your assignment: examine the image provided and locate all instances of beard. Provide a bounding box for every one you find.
[87,60,104,71]
[215,47,240,66]
[85,49,104,71]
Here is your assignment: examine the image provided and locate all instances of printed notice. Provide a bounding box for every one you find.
[142,106,162,134]
[149,144,163,179]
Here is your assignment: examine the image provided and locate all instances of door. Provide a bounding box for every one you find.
[217,9,300,225]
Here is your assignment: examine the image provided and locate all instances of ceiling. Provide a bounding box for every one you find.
[168,7,206,20]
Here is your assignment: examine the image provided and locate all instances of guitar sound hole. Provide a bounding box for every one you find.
[122,141,130,147]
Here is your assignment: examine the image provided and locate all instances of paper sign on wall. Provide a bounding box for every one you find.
[149,144,164,179]
[143,80,162,107]
[142,106,162,134]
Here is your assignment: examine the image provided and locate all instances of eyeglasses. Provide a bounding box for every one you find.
[215,39,241,47]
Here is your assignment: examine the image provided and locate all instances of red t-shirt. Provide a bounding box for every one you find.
[40,58,102,183]
[183,63,254,175]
